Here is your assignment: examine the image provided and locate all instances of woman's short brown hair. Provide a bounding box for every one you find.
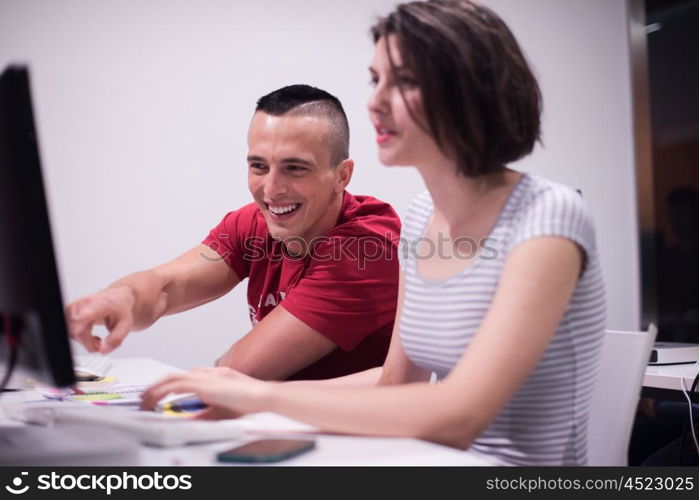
[371,0,542,177]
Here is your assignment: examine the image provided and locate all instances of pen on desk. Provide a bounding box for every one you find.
[162,398,207,413]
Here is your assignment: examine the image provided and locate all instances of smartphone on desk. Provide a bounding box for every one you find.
[216,438,316,463]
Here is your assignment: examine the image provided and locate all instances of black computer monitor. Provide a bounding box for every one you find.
[0,65,75,389]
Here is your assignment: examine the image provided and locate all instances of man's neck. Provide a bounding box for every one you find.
[285,191,345,256]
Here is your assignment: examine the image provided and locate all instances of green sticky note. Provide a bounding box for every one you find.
[72,393,123,401]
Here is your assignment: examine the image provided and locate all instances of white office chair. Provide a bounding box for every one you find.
[586,325,657,466]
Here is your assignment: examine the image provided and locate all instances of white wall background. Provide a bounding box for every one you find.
[0,0,639,369]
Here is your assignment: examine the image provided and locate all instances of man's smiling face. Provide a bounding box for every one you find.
[247,112,350,247]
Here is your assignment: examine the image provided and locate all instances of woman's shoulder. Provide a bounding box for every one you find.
[401,190,434,235]
[517,173,591,222]
[510,173,597,252]
[407,189,434,214]
[520,172,582,200]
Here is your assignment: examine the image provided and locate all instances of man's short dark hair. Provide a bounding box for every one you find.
[255,84,350,167]
[371,0,542,177]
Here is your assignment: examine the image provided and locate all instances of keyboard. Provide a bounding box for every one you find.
[73,355,112,380]
[3,401,243,447]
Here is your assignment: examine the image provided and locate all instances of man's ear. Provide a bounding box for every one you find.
[335,158,354,194]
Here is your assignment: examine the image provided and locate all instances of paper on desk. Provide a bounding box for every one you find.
[43,384,148,405]
[75,376,120,389]
[233,412,320,434]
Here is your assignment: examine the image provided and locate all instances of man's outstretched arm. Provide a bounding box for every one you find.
[67,244,240,354]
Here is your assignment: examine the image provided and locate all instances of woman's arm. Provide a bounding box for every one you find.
[141,237,581,449]
[284,366,384,387]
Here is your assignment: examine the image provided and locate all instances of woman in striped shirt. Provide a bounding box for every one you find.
[142,0,606,465]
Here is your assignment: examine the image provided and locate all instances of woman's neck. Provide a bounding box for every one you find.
[416,160,520,237]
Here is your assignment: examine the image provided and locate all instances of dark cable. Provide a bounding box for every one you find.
[0,314,19,392]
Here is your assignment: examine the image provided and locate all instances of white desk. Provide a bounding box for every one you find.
[643,363,699,392]
[140,433,492,466]
[1,358,493,466]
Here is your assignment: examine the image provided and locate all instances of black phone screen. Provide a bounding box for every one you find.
[216,439,316,463]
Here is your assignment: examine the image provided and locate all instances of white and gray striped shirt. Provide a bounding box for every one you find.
[399,173,606,466]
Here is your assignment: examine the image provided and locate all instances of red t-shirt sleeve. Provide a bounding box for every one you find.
[201,203,261,281]
[282,228,399,352]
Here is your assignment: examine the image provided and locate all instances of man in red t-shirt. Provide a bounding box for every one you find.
[67,84,400,380]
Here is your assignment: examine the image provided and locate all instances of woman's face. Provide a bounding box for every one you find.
[367,35,443,167]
